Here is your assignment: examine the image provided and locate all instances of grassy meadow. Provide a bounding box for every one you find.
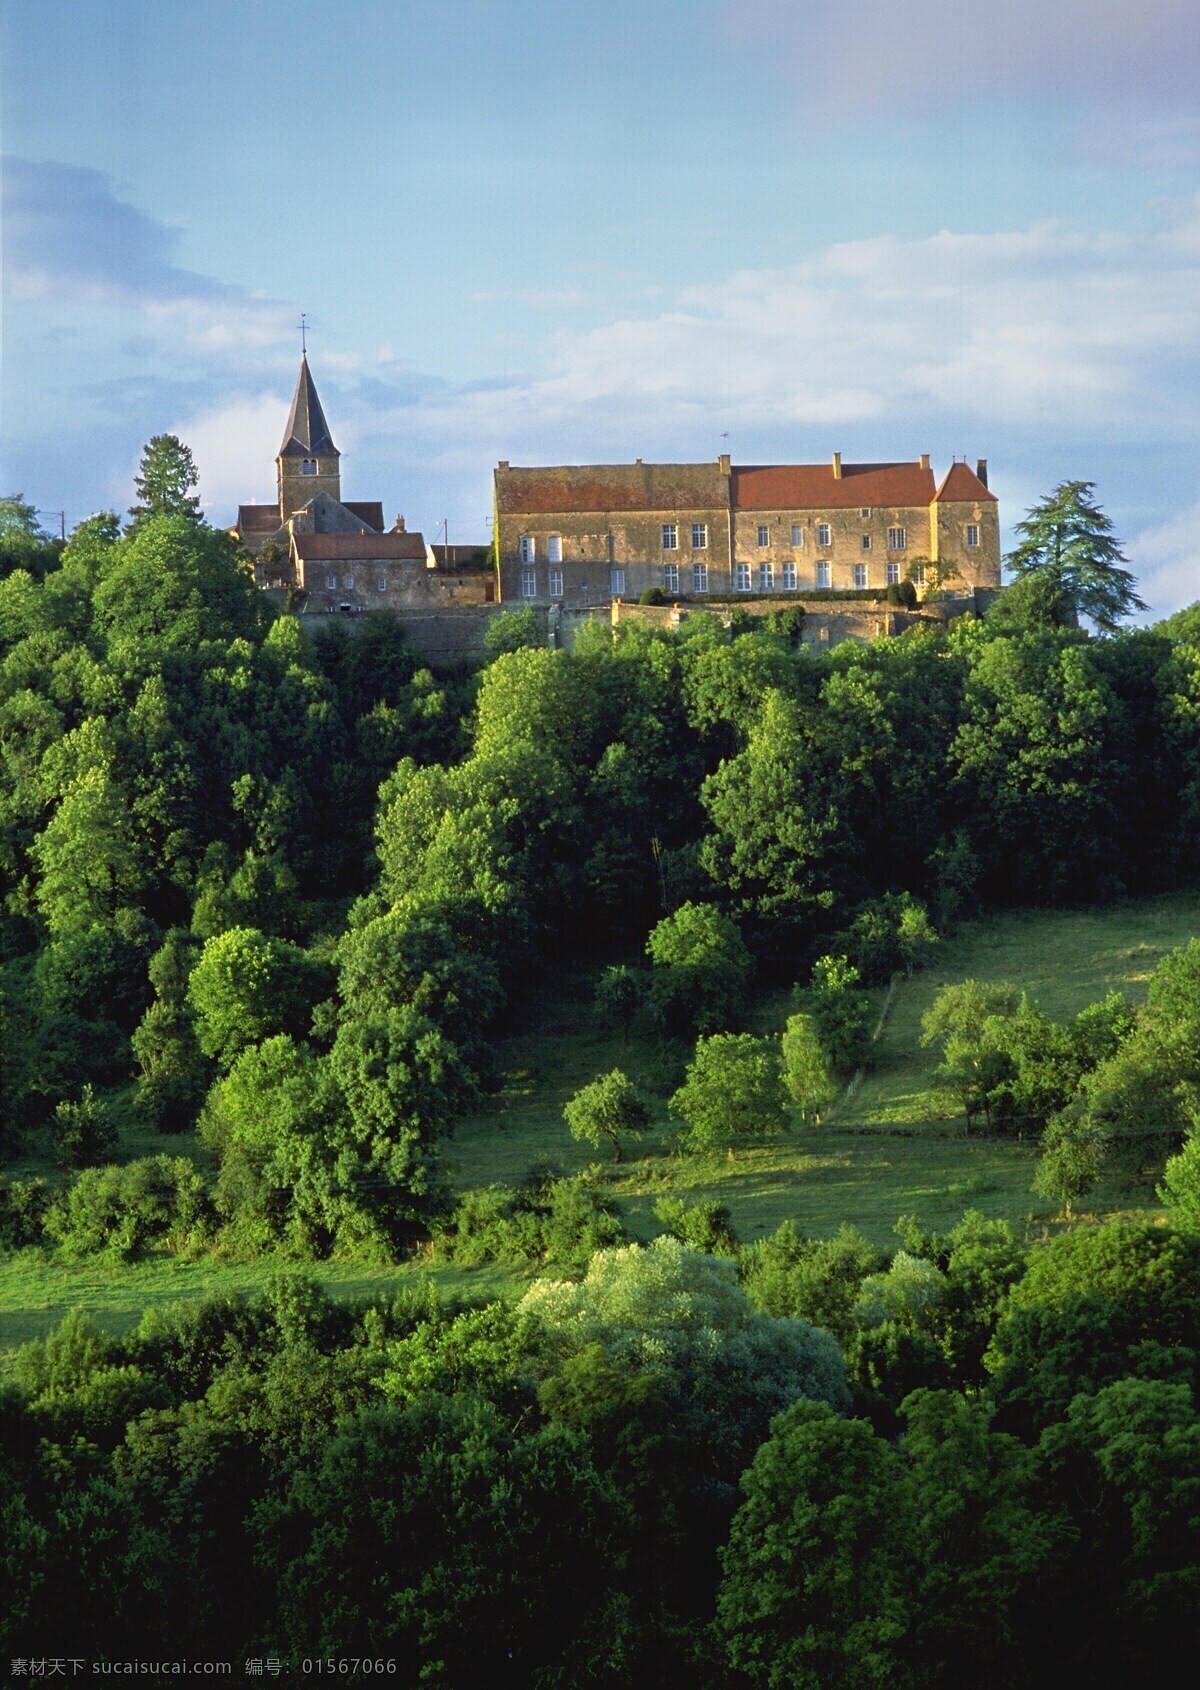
[4,890,1197,1355]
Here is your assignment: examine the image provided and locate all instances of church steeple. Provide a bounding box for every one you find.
[276,352,341,516]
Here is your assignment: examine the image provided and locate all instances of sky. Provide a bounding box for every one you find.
[2,0,1199,616]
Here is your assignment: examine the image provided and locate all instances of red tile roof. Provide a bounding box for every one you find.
[496,462,727,515]
[933,463,997,503]
[293,532,429,561]
[733,462,935,510]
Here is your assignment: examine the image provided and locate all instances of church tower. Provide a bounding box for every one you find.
[276,352,341,519]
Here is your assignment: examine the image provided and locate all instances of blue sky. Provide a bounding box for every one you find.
[3,0,1199,613]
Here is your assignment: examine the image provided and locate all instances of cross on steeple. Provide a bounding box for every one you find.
[299,312,308,355]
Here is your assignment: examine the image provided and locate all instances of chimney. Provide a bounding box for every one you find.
[497,460,509,472]
[635,458,642,465]
[832,451,842,480]
[919,453,930,471]
[393,515,406,532]
[976,459,989,488]
[718,453,730,476]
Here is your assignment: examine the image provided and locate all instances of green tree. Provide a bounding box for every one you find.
[1159,1130,1200,1230]
[669,1032,788,1159]
[780,1012,836,1124]
[186,927,324,1068]
[563,1069,650,1164]
[50,1084,117,1169]
[920,980,1021,1130]
[1006,480,1145,632]
[801,954,873,1076]
[715,1399,913,1690]
[482,605,542,657]
[127,435,202,532]
[645,900,753,1036]
[592,964,643,1038]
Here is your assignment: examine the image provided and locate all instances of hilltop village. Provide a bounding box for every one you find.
[232,354,1001,660]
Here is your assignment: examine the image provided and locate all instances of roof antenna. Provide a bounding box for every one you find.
[300,312,308,355]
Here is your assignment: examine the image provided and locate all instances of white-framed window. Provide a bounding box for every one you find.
[735,562,751,591]
[860,506,871,518]
[302,459,317,476]
[325,574,337,590]
[610,568,626,597]
[860,535,871,551]
[781,560,796,590]
[521,568,536,598]
[886,561,900,586]
[791,524,804,547]
[757,524,769,548]
[818,626,830,644]
[662,523,678,550]
[888,526,906,551]
[854,563,868,589]
[344,574,355,590]
[520,535,535,564]
[758,562,773,592]
[817,561,831,588]
[817,522,831,547]
[549,569,563,598]
[693,562,708,593]
[966,524,980,548]
[691,522,708,549]
[376,575,388,593]
[664,563,679,594]
[915,563,927,587]
[547,535,563,564]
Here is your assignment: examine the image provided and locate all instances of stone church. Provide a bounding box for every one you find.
[231,353,444,612]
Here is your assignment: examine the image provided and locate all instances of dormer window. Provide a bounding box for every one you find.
[301,459,317,476]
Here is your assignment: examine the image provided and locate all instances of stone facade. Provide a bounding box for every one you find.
[495,453,1000,609]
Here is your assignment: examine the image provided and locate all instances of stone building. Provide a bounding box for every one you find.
[494,453,999,607]
[231,353,493,615]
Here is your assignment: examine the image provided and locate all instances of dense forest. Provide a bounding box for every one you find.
[3,464,1200,1682]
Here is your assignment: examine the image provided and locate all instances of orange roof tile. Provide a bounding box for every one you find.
[933,463,996,503]
[733,462,935,511]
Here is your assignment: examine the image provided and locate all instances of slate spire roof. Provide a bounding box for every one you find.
[279,353,338,458]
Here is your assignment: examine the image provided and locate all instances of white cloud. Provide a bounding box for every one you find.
[149,394,287,519]
[1129,504,1200,622]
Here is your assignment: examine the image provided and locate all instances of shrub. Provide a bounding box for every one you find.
[638,587,667,605]
[43,1155,213,1260]
[653,1195,739,1257]
[0,1175,54,1249]
[430,1172,626,1273]
[50,1083,117,1168]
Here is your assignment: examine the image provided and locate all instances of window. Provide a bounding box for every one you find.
[886,561,900,586]
[817,522,831,547]
[344,575,355,590]
[758,562,773,592]
[547,535,563,564]
[966,524,980,548]
[791,524,804,547]
[691,522,708,549]
[915,563,927,587]
[376,575,388,593]
[302,459,317,476]
[610,568,626,597]
[692,562,709,593]
[781,560,796,590]
[325,574,337,590]
[663,563,679,594]
[888,526,906,551]
[549,569,563,598]
[860,535,871,551]
[860,507,871,518]
[521,568,536,598]
[662,523,678,550]
[520,535,535,564]
[735,562,751,591]
[818,625,830,644]
[817,561,831,588]
[757,524,770,548]
[854,563,868,589]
